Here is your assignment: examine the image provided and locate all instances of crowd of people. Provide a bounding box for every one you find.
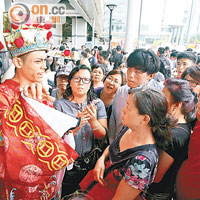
[0,13,200,200]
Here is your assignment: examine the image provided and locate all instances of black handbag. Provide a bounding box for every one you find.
[74,128,110,171]
[74,139,103,170]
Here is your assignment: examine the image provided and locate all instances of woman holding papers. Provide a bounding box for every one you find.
[54,64,107,198]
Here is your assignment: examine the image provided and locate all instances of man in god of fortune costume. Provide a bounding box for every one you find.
[0,13,78,199]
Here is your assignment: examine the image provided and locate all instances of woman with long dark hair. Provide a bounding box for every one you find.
[88,86,175,200]
[54,65,107,198]
[176,96,200,200]
[145,78,197,199]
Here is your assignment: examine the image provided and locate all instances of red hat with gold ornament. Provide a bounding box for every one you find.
[3,12,53,58]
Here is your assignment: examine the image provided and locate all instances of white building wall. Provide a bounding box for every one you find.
[125,0,141,53]
[51,24,63,48]
[72,17,87,49]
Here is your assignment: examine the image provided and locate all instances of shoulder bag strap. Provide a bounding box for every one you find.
[84,149,156,194]
[84,159,127,194]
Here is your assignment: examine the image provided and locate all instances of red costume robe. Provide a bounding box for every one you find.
[176,120,200,200]
[0,79,78,199]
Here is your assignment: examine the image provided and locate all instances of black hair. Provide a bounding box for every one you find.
[165,46,170,51]
[47,56,56,71]
[197,55,200,65]
[104,69,127,86]
[127,48,160,74]
[63,65,97,103]
[91,63,105,75]
[130,86,175,150]
[98,46,103,51]
[91,48,97,57]
[81,51,87,58]
[158,47,165,54]
[116,45,121,51]
[171,49,178,53]
[186,48,193,52]
[60,46,65,51]
[85,48,91,53]
[76,60,81,66]
[177,51,197,64]
[46,58,50,71]
[99,51,109,60]
[164,78,197,124]
[181,65,200,83]
[170,52,177,58]
[71,47,76,51]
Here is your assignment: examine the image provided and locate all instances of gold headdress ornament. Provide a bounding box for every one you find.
[3,12,53,58]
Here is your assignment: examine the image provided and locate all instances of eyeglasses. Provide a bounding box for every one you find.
[106,76,121,85]
[185,79,200,87]
[72,76,91,84]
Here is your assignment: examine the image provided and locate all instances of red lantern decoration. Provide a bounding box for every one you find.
[47,31,52,40]
[64,49,70,57]
[44,22,52,30]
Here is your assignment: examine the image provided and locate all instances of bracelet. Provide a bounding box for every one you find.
[92,124,101,131]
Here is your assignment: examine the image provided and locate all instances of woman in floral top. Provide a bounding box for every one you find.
[92,86,175,200]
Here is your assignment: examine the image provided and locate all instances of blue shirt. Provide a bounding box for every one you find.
[54,98,107,156]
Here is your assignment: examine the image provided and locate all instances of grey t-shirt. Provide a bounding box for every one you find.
[54,98,107,156]
[51,88,58,100]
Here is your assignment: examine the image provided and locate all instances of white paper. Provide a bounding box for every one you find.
[63,132,75,170]
[21,93,79,138]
